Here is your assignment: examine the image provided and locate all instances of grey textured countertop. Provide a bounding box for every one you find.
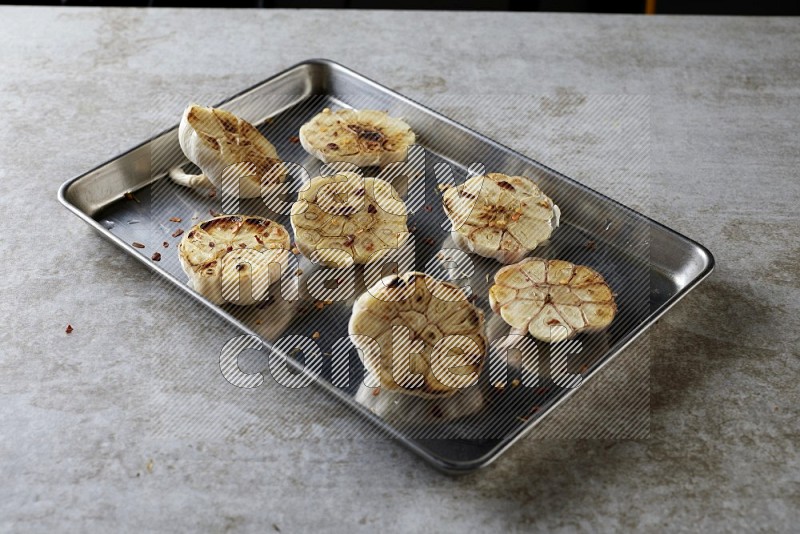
[1,6,798,532]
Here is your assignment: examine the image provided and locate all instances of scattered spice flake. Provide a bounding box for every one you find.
[65,324,74,334]
[372,387,381,397]
[151,252,161,262]
[424,205,433,212]
[367,204,377,214]
[585,240,596,250]
[208,189,217,199]
[132,241,145,249]
[162,241,169,248]
[171,229,184,238]
[256,299,273,310]
[226,245,233,252]
[311,331,321,340]
[314,301,325,310]
[124,191,139,203]
[408,225,417,234]
[254,235,264,245]
[326,142,339,150]
[208,242,215,248]
[235,264,245,271]
[239,243,247,248]
[209,209,221,217]
[169,216,182,223]
[289,135,300,144]
[579,364,589,374]
[423,237,435,246]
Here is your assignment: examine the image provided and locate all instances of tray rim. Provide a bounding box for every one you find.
[58,58,716,474]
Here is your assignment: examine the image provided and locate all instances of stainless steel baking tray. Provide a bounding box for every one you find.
[58,59,714,473]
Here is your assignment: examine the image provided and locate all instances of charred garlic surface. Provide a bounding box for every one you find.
[171,104,285,198]
[299,108,416,168]
[290,171,409,268]
[489,258,616,343]
[441,173,560,264]
[349,272,487,397]
[179,215,290,305]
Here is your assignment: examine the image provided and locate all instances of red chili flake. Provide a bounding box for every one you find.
[132,242,145,249]
[367,204,377,214]
[208,189,217,199]
[408,225,417,233]
[226,245,233,252]
[162,241,169,248]
[171,229,184,238]
[239,243,247,248]
[254,235,264,245]
[124,191,139,203]
[289,135,300,144]
[546,318,561,326]
[169,217,182,223]
[372,387,381,397]
[65,324,73,334]
[151,252,161,261]
[343,235,355,247]
[423,237,435,246]
[326,142,339,150]
[424,205,433,212]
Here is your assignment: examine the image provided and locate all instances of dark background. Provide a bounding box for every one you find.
[7,0,800,15]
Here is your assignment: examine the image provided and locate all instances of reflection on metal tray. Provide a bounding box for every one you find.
[58,59,714,473]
